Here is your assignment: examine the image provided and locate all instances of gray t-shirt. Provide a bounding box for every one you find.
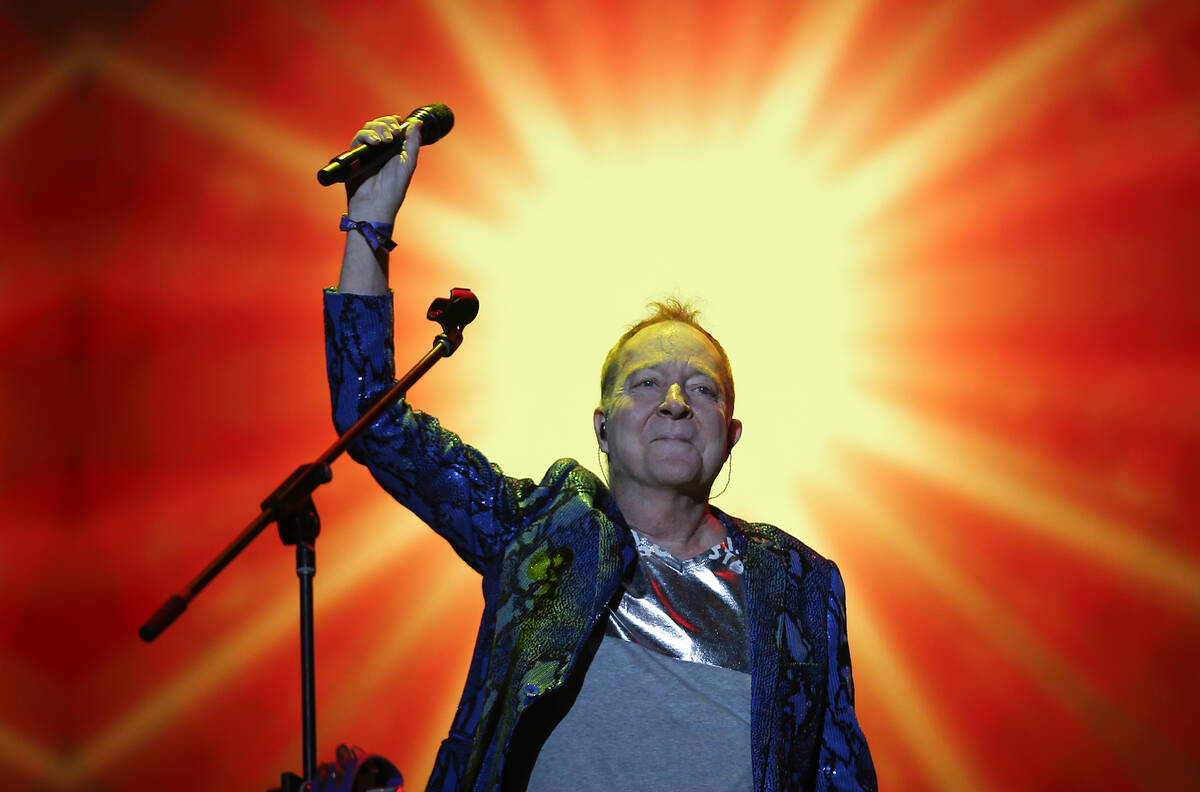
[524,636,752,791]
[526,532,752,791]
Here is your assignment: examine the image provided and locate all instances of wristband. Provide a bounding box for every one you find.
[339,214,397,253]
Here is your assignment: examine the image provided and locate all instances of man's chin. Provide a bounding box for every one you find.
[645,456,707,488]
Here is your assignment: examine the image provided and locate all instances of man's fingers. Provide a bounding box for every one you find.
[352,127,380,146]
[368,119,396,143]
[352,116,417,148]
[352,117,396,146]
[403,120,422,164]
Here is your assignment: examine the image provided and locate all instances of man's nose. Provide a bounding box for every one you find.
[658,383,692,418]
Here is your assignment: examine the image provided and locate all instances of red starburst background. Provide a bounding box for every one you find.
[2,1,1198,790]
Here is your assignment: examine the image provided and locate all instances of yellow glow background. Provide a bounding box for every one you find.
[1,1,1198,790]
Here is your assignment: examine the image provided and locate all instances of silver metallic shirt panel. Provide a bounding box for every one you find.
[605,530,749,673]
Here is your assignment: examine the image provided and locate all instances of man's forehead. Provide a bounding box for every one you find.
[617,321,722,372]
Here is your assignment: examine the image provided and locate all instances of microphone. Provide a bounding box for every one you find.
[317,103,454,186]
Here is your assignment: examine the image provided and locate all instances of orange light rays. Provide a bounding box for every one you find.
[624,1,706,130]
[747,0,872,150]
[817,476,1198,789]
[533,1,619,137]
[805,0,966,170]
[270,562,479,786]
[847,599,993,792]
[0,719,56,785]
[419,0,585,172]
[839,400,1200,601]
[0,43,87,140]
[95,49,330,183]
[839,0,1128,219]
[699,4,773,118]
[318,564,476,735]
[857,360,1190,520]
[284,0,415,110]
[864,105,1200,263]
[65,504,423,782]
[92,45,480,240]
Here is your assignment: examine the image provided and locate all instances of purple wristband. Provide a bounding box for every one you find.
[339,214,397,253]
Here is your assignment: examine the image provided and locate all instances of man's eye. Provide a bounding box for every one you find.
[637,379,657,388]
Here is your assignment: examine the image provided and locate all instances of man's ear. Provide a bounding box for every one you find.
[594,408,609,453]
[726,418,743,455]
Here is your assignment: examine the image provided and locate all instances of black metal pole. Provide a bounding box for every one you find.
[297,539,317,783]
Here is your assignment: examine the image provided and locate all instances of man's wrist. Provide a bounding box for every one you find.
[341,215,396,254]
[345,199,400,224]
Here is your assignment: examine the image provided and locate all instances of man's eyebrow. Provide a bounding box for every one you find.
[622,365,659,382]
[625,363,721,382]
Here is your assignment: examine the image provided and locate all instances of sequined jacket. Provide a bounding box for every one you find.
[325,291,876,792]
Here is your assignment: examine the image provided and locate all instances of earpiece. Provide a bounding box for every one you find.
[599,422,607,440]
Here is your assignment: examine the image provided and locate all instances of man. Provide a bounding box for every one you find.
[325,115,876,791]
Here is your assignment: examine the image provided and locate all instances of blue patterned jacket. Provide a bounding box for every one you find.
[325,291,876,792]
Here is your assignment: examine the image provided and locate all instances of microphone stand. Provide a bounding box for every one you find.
[139,289,479,792]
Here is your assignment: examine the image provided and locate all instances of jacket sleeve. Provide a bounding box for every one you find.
[815,562,877,792]
[324,289,540,574]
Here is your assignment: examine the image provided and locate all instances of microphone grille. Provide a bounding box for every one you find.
[408,103,454,144]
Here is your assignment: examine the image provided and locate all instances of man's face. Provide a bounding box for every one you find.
[595,321,741,496]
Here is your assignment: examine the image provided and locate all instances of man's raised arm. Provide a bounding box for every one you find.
[336,116,423,295]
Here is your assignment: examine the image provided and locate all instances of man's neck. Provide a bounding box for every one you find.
[610,480,725,560]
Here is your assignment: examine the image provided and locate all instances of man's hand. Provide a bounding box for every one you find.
[336,115,423,295]
[344,115,423,223]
